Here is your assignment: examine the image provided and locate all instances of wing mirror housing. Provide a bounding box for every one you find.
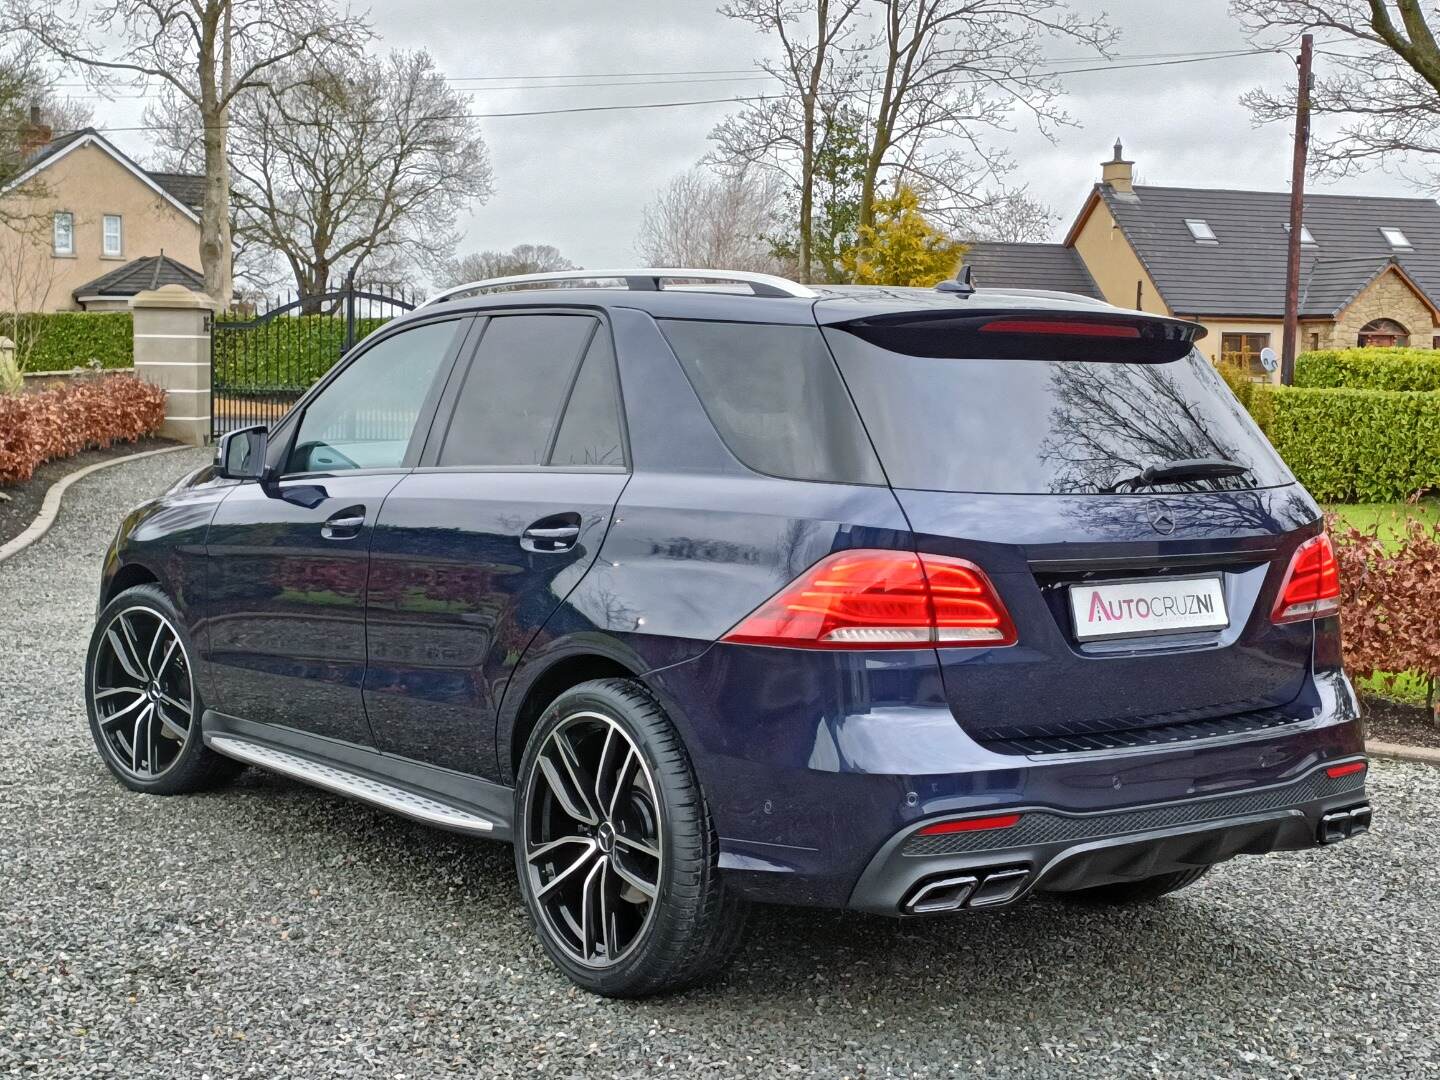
[214,425,272,481]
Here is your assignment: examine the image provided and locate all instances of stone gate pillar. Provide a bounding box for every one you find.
[129,284,215,446]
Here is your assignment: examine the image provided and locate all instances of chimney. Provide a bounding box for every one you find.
[1101,137,1134,194]
[19,104,52,159]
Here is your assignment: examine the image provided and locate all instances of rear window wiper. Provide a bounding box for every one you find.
[1104,456,1252,493]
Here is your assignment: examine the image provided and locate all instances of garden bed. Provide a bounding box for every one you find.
[0,436,176,549]
[1363,694,1440,750]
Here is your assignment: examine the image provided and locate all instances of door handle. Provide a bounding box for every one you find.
[522,516,582,553]
[321,506,366,540]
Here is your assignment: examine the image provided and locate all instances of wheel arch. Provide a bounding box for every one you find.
[103,560,163,607]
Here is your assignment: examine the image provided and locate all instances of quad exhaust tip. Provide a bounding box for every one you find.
[902,866,1030,914]
[1319,803,1371,845]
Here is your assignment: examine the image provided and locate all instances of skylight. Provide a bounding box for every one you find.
[1285,223,1317,245]
[1184,219,1218,243]
[1381,227,1412,249]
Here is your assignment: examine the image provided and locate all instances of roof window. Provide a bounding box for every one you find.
[1184,219,1218,243]
[1284,223,1317,245]
[1381,227,1412,249]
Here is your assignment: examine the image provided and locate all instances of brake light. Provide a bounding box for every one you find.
[1271,533,1341,624]
[979,318,1141,339]
[1325,761,1366,779]
[916,813,1022,836]
[722,550,1017,650]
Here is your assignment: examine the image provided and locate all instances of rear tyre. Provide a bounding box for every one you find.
[514,678,748,997]
[1057,865,1210,906]
[85,584,244,795]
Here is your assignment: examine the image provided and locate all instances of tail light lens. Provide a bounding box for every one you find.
[915,812,1022,836]
[722,549,1016,650]
[1271,533,1341,624]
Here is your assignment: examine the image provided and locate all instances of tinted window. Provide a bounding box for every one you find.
[658,320,884,485]
[439,315,597,467]
[550,331,625,467]
[288,319,459,473]
[824,329,1293,494]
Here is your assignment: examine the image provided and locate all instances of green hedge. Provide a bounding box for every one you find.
[1294,347,1440,391]
[213,315,389,393]
[1251,384,1440,502]
[6,312,133,372]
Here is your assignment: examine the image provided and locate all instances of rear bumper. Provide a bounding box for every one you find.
[848,759,1369,914]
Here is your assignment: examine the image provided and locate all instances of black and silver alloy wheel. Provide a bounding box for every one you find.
[90,605,195,779]
[523,710,663,967]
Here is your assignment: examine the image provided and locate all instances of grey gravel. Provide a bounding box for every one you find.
[2,449,1438,1079]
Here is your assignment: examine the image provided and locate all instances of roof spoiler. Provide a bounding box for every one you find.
[827,308,1205,363]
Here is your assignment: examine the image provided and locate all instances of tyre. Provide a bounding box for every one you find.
[513,678,748,997]
[85,583,243,795]
[1057,865,1210,906]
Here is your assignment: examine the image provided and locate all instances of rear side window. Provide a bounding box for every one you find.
[824,328,1293,495]
[550,332,625,466]
[658,319,884,485]
[439,314,597,467]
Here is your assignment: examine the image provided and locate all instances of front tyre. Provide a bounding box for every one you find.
[85,583,243,795]
[514,678,748,997]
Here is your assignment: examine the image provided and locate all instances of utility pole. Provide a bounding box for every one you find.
[1281,33,1313,386]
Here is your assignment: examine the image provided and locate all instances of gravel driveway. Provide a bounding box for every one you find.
[2,450,1438,1079]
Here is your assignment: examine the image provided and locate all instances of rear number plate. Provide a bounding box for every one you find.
[1069,575,1227,642]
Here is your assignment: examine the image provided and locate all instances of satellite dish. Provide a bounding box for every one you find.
[1259,347,1278,373]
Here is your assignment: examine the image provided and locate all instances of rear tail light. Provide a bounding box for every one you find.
[722,549,1017,650]
[1271,533,1341,624]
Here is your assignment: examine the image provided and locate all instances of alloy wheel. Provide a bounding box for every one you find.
[90,606,195,778]
[523,711,663,968]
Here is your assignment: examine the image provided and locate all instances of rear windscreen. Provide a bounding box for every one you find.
[823,328,1294,495]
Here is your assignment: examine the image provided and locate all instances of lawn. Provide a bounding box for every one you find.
[1326,497,1440,543]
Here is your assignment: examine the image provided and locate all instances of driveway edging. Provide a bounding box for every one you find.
[1366,739,1440,767]
[0,444,192,565]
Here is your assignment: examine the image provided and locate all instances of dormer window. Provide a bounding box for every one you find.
[1285,223,1317,245]
[1381,227,1412,249]
[1184,219,1218,243]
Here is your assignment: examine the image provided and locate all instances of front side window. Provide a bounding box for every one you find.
[288,319,460,474]
[53,211,73,255]
[437,314,598,467]
[102,214,122,257]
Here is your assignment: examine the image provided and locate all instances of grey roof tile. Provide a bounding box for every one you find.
[73,254,204,300]
[960,241,1103,299]
[146,171,205,211]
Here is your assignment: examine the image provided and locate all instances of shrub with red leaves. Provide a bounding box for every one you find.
[0,375,167,486]
[1330,514,1440,717]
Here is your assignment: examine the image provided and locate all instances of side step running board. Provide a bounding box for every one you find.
[208,735,497,835]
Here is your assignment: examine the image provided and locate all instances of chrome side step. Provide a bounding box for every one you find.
[208,735,497,834]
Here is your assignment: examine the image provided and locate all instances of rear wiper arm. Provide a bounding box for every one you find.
[1105,456,1251,492]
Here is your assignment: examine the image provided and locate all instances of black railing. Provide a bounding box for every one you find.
[211,271,415,438]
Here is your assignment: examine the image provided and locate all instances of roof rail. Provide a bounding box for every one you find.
[419,268,818,307]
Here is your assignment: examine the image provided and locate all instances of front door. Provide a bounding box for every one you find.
[363,312,630,776]
[204,316,470,745]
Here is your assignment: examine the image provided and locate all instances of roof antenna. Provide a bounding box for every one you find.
[935,263,975,296]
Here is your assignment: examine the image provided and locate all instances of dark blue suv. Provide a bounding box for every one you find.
[85,269,1369,997]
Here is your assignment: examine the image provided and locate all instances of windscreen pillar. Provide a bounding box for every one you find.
[130,284,215,446]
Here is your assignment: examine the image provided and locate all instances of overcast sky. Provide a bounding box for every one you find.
[102,0,1425,271]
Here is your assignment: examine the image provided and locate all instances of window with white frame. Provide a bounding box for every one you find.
[53,211,74,255]
[1184,218,1218,243]
[102,214,122,257]
[1380,227,1412,249]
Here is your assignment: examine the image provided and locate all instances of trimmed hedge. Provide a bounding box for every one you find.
[1294,347,1440,392]
[213,315,389,393]
[0,373,165,485]
[6,312,134,372]
[1250,384,1440,502]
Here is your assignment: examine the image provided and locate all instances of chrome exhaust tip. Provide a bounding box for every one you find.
[901,866,1031,914]
[1319,803,1371,844]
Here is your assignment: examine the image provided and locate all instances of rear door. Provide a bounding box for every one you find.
[821,308,1319,750]
[362,311,629,777]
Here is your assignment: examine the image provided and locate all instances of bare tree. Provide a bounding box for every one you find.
[959,188,1059,243]
[7,0,369,305]
[1234,0,1440,191]
[444,243,576,286]
[635,165,783,272]
[150,49,492,300]
[711,0,864,282]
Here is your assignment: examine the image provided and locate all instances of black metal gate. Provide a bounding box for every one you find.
[211,271,416,438]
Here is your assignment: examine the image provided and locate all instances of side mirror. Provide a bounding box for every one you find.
[215,425,270,481]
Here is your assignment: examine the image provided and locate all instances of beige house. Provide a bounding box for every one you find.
[964,142,1440,378]
[0,119,206,313]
